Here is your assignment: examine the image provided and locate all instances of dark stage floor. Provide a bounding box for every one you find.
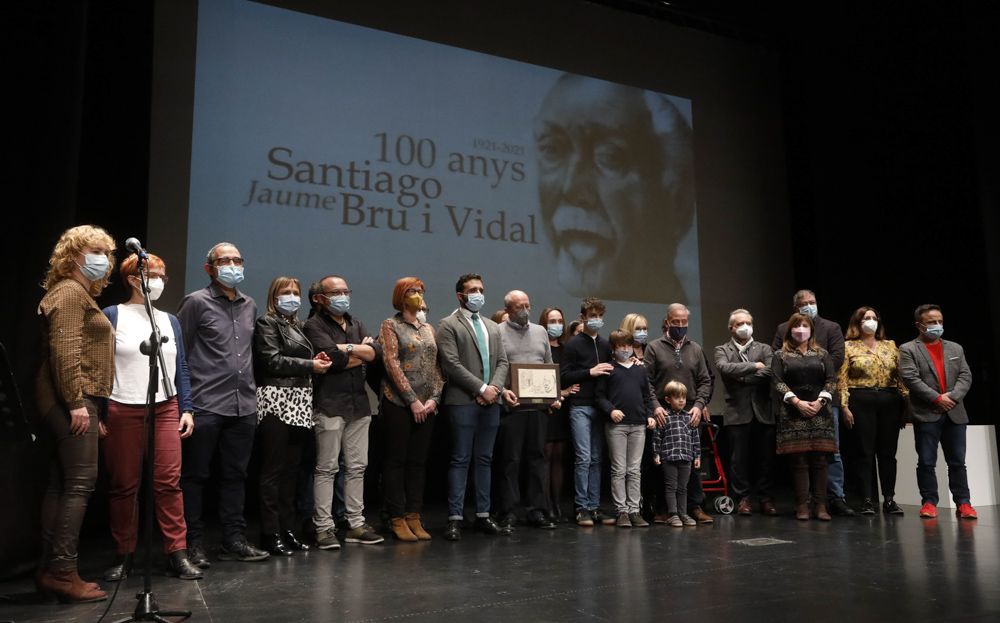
[2,505,998,623]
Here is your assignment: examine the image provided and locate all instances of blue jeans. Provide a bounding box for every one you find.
[569,405,604,511]
[447,403,501,519]
[827,406,846,500]
[914,418,969,506]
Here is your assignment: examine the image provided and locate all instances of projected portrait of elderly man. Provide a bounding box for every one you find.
[534,74,696,303]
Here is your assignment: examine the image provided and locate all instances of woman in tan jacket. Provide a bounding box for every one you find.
[35,225,116,603]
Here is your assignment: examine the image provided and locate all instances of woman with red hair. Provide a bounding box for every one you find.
[100,253,202,581]
[378,277,444,541]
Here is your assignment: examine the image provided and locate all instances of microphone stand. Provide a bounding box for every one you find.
[114,254,191,623]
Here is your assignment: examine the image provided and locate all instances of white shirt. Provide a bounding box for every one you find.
[110,303,178,404]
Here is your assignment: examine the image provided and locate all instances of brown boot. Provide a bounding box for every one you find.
[405,513,432,541]
[813,503,832,521]
[795,503,810,520]
[390,517,418,542]
[38,568,107,603]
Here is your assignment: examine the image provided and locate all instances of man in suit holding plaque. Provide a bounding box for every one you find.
[898,304,977,520]
[437,274,511,541]
[496,290,561,530]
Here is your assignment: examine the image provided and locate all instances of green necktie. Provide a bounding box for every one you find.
[472,312,490,383]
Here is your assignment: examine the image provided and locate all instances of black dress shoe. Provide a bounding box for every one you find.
[859,498,877,515]
[443,520,462,541]
[883,499,904,515]
[103,554,133,582]
[219,538,270,562]
[475,516,511,536]
[168,550,204,580]
[283,530,310,551]
[496,513,517,530]
[830,498,856,517]
[262,533,294,556]
[188,543,211,569]
[527,510,556,529]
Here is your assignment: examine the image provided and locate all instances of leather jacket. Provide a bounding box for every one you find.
[253,313,314,388]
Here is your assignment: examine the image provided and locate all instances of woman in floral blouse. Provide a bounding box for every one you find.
[379,277,445,542]
[838,306,908,515]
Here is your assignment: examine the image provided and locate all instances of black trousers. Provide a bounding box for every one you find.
[850,389,903,499]
[381,399,437,517]
[498,408,548,515]
[181,413,256,544]
[643,415,706,515]
[726,419,776,502]
[258,415,312,534]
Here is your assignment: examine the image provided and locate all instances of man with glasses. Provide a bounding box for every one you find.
[178,242,269,566]
[643,303,714,524]
[304,275,383,547]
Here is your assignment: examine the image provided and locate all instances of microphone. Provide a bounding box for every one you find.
[125,237,148,259]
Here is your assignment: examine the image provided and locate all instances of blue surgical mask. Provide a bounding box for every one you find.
[924,324,944,339]
[276,294,301,316]
[668,326,688,342]
[614,349,632,362]
[77,253,109,281]
[586,317,604,332]
[216,265,244,288]
[464,292,485,313]
[327,294,350,316]
[633,330,649,344]
[799,304,818,319]
[547,323,564,338]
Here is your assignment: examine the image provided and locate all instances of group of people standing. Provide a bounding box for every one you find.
[33,225,979,605]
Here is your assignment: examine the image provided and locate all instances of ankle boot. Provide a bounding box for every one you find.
[38,568,107,603]
[261,533,294,556]
[795,503,810,521]
[814,502,832,521]
[391,517,418,541]
[404,513,432,541]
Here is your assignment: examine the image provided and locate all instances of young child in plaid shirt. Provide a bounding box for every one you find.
[652,381,702,527]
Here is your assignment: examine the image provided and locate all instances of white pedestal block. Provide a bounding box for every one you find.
[895,424,999,508]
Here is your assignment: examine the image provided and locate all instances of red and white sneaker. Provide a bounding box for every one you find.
[919,502,938,518]
[956,503,978,520]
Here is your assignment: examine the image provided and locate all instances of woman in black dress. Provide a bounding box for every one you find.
[539,307,578,521]
[772,312,837,521]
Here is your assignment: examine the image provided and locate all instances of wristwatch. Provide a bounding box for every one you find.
[345,344,354,353]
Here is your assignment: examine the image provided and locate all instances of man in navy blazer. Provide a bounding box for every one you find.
[898,304,977,520]
[436,273,511,540]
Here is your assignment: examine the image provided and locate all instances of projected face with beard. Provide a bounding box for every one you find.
[534,74,695,303]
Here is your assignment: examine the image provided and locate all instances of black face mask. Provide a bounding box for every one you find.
[668,326,688,341]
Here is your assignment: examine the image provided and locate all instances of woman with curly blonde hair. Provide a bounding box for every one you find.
[35,225,116,603]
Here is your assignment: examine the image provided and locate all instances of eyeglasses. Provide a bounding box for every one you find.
[405,288,424,296]
[212,257,245,266]
[323,289,352,297]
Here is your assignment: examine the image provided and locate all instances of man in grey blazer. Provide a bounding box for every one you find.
[437,273,511,540]
[772,289,852,515]
[715,309,776,516]
[898,304,977,520]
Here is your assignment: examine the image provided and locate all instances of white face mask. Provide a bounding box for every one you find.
[861,319,878,335]
[734,324,753,340]
[146,278,165,302]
